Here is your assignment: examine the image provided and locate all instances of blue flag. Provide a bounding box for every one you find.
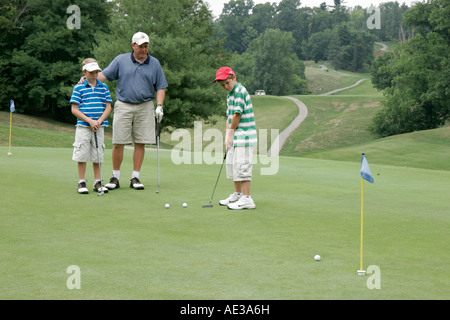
[10,100,15,113]
[360,153,374,183]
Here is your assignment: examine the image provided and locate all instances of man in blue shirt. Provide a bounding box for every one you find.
[96,32,168,190]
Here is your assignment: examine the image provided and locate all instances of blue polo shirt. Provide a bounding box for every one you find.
[70,80,112,127]
[102,52,168,104]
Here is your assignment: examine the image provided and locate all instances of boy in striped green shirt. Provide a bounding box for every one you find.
[214,67,257,210]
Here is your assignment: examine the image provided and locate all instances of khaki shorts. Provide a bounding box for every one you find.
[226,146,253,181]
[72,126,105,163]
[113,100,155,145]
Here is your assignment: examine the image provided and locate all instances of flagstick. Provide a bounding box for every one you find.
[8,111,13,156]
[358,177,366,275]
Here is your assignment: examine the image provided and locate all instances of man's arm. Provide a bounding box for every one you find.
[156,88,165,106]
[97,72,107,83]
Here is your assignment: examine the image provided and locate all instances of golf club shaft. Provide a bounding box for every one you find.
[94,131,103,194]
[156,119,160,193]
[208,149,228,203]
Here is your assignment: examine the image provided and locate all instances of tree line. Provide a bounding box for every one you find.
[0,0,448,137]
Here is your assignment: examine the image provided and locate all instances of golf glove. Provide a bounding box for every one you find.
[155,105,164,121]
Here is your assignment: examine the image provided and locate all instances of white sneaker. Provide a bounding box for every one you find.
[227,196,256,210]
[219,192,242,206]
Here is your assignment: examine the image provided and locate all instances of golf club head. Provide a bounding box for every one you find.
[202,203,213,208]
[97,191,104,196]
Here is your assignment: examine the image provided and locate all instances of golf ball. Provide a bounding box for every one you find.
[314,255,321,261]
[182,203,187,208]
[165,203,170,209]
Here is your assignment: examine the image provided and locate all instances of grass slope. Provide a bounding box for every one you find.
[303,126,450,171]
[281,95,383,156]
[1,146,449,299]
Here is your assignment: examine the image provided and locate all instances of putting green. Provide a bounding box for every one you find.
[0,146,448,299]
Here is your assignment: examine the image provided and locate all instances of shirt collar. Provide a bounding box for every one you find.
[84,79,100,87]
[130,51,150,64]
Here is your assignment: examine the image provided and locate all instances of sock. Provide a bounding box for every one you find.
[113,170,120,180]
[132,171,140,179]
[78,179,86,184]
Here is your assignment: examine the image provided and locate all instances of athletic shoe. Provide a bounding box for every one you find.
[219,192,242,206]
[105,177,120,190]
[77,181,89,194]
[130,177,144,190]
[227,196,256,210]
[93,181,108,193]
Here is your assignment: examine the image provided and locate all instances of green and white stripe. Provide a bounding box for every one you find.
[227,83,257,147]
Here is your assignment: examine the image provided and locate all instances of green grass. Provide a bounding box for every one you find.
[159,95,298,153]
[1,146,448,299]
[304,61,371,95]
[1,60,449,300]
[0,95,298,153]
[281,95,383,156]
[303,126,450,171]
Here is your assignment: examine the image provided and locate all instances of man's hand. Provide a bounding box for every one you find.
[155,105,164,122]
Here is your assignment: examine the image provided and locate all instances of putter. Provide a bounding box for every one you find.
[155,118,160,194]
[94,131,104,196]
[202,149,228,208]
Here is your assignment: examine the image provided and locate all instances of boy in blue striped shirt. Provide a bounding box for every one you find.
[70,58,112,194]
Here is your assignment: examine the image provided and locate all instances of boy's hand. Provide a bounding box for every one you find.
[89,119,100,132]
[225,129,234,150]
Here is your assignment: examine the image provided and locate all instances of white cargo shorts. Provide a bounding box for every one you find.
[72,126,105,163]
[226,146,253,181]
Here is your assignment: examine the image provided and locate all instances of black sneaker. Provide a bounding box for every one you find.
[105,177,120,190]
[130,177,144,190]
[77,181,89,194]
[93,181,108,193]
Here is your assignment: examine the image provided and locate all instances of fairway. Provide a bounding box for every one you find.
[1,146,448,299]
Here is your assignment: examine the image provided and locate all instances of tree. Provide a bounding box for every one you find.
[275,0,310,59]
[0,0,110,122]
[248,2,277,34]
[327,23,375,71]
[94,0,228,129]
[214,0,256,54]
[369,0,450,137]
[247,29,308,95]
[301,29,332,62]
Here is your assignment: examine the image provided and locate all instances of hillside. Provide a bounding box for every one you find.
[2,50,448,171]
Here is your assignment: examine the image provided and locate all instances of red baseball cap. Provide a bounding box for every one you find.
[213,67,235,83]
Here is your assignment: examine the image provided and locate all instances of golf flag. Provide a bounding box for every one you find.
[10,100,15,113]
[360,153,374,183]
